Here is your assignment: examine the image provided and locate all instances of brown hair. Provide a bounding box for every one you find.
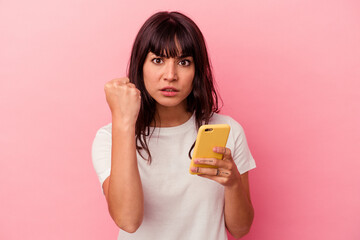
[127,11,221,163]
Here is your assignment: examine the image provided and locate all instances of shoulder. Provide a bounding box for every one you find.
[91,123,113,192]
[95,123,112,136]
[91,123,113,155]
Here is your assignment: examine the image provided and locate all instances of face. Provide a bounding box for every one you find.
[142,51,195,112]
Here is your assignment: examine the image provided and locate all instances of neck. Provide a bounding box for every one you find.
[152,103,192,127]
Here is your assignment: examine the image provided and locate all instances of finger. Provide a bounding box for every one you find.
[191,166,221,176]
[120,78,130,84]
[197,174,226,181]
[194,158,231,169]
[217,169,231,177]
[213,168,231,177]
[213,147,232,160]
[201,169,231,178]
[127,83,136,88]
[112,78,129,85]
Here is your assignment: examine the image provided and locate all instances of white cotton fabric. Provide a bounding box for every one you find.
[91,113,256,240]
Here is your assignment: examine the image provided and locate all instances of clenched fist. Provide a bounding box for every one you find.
[104,78,141,125]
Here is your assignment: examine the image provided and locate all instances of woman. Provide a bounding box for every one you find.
[92,11,256,240]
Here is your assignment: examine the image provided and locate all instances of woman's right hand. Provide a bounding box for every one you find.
[104,77,141,124]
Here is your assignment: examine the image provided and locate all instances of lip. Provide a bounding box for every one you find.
[160,86,179,92]
[160,86,179,97]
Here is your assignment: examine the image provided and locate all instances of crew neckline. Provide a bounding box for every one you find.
[150,113,196,135]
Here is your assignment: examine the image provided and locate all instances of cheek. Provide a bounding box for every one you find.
[185,71,195,90]
[143,66,156,90]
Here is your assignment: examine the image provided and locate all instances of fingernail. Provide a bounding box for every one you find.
[191,167,196,172]
[194,159,199,163]
[213,147,218,152]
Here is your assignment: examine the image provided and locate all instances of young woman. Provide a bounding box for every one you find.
[92,11,256,240]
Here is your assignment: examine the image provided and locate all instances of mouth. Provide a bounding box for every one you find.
[160,87,179,97]
[161,87,179,92]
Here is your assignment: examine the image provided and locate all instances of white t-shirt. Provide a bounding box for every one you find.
[92,113,256,240]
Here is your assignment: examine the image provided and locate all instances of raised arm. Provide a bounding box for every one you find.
[102,78,143,233]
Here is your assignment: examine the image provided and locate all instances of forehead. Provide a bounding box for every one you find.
[148,32,194,59]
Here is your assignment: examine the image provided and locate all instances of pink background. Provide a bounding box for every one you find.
[1,0,359,239]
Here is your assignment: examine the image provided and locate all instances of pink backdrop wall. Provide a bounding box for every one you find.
[1,0,359,239]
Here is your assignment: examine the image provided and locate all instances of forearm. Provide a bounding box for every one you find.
[224,175,254,239]
[108,118,144,232]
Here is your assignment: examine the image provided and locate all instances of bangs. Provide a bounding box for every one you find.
[148,21,194,58]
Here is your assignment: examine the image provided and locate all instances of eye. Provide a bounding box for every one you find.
[151,58,163,64]
[179,59,191,66]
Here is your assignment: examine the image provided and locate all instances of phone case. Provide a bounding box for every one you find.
[189,124,230,175]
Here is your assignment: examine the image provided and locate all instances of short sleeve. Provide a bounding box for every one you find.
[91,127,112,193]
[228,118,256,174]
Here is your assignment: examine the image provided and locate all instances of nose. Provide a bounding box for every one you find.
[163,61,177,82]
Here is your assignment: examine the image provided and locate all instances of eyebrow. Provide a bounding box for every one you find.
[177,54,192,59]
[150,52,192,59]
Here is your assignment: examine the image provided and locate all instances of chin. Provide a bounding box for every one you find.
[155,98,187,109]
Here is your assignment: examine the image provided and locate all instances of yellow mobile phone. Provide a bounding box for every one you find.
[189,124,230,175]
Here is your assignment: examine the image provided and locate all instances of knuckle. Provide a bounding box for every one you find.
[104,82,111,88]
[111,77,128,85]
[110,78,120,84]
[226,148,231,155]
[225,148,231,156]
[130,89,139,96]
[134,88,141,95]
[121,77,130,84]
[228,162,234,169]
[116,85,124,91]
[112,82,119,88]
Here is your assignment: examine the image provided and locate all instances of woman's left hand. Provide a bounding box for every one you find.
[190,147,241,187]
